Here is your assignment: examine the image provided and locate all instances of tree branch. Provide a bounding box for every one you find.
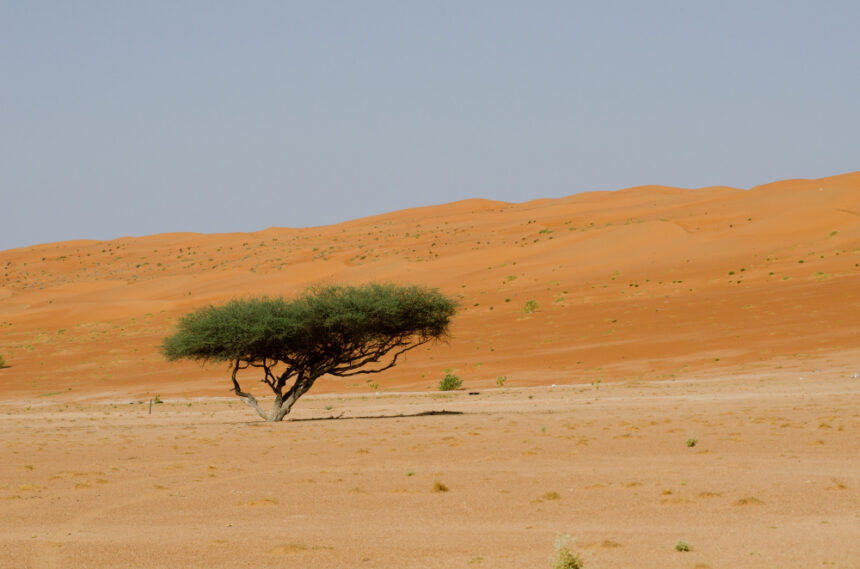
[331,339,429,377]
[230,358,268,421]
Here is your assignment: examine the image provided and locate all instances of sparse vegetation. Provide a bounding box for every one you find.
[496,375,508,387]
[686,437,698,447]
[675,539,691,552]
[551,535,584,569]
[432,481,449,492]
[523,299,539,314]
[439,372,463,391]
[0,354,5,368]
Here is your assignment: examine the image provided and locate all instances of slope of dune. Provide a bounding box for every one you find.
[1,172,858,400]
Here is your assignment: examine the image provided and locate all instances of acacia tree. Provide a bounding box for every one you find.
[162,284,457,421]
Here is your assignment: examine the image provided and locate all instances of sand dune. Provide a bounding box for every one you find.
[1,172,858,399]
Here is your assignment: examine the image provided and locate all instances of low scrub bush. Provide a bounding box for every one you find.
[438,372,462,391]
[551,535,584,569]
[675,540,691,552]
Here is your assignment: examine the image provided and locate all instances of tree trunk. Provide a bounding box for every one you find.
[268,394,289,422]
[266,378,317,422]
[231,370,318,422]
[268,391,299,422]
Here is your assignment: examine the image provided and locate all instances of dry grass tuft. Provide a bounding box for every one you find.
[734,496,764,506]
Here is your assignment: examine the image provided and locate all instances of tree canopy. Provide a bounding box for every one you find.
[162,283,457,421]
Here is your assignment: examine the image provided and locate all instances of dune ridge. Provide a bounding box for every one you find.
[1,172,858,399]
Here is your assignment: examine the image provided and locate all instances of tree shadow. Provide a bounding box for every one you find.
[289,409,463,422]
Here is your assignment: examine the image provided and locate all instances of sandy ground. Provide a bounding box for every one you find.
[1,369,859,569]
[1,172,859,567]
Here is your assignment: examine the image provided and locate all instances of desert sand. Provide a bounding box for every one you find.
[0,172,858,567]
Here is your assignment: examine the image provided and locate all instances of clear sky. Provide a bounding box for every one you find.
[2,1,858,250]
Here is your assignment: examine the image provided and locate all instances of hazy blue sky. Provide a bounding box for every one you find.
[2,1,858,250]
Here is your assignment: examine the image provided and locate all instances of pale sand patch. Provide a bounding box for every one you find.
[0,372,858,568]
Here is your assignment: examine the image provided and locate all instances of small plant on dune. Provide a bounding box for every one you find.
[675,539,691,552]
[153,394,164,405]
[686,437,698,448]
[432,481,449,492]
[439,372,462,391]
[551,535,584,569]
[0,354,6,369]
[496,375,508,387]
[523,299,539,314]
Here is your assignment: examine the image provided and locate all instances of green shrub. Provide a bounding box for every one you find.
[0,354,5,368]
[523,299,539,314]
[496,375,507,387]
[675,540,690,552]
[438,372,462,391]
[686,437,698,448]
[551,535,584,569]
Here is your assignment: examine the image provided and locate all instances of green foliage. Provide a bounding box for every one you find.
[523,299,539,314]
[686,437,698,447]
[163,283,455,364]
[495,375,507,387]
[162,284,457,421]
[675,540,691,552]
[551,535,584,569]
[153,394,163,405]
[438,372,462,391]
[0,354,5,368]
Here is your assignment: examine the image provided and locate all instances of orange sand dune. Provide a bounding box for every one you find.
[1,172,858,400]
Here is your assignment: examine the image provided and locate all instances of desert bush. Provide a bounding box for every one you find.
[496,375,507,387]
[523,299,539,314]
[438,372,462,391]
[675,540,691,552]
[551,535,584,569]
[686,437,698,447]
[0,354,5,368]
